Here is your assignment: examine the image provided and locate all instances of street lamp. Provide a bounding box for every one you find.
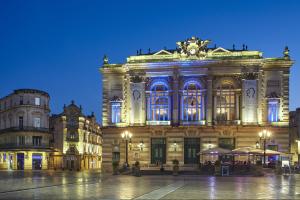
[121,131,132,167]
[173,141,177,152]
[256,141,260,149]
[138,140,144,151]
[258,129,271,166]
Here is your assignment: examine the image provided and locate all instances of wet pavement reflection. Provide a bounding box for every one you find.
[0,171,299,199]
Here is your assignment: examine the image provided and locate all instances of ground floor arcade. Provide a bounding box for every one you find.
[49,153,101,171]
[101,125,289,172]
[0,150,50,170]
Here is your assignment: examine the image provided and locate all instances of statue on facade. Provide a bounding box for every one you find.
[103,55,109,65]
[176,36,211,58]
[283,46,290,60]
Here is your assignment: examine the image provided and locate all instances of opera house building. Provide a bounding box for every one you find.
[100,36,293,172]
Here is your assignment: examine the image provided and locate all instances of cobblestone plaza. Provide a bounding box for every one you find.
[0,171,299,199]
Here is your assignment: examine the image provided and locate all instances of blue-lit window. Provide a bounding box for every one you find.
[181,81,205,121]
[147,81,170,121]
[111,102,121,124]
[268,100,279,122]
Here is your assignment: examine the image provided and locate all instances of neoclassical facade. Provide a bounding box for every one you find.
[0,89,52,170]
[100,37,293,172]
[50,102,102,171]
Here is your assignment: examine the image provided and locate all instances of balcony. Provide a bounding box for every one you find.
[146,121,171,126]
[66,137,79,142]
[0,143,50,150]
[181,120,206,126]
[0,126,50,134]
[214,120,241,125]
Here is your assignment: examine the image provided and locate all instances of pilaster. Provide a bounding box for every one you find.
[206,76,213,125]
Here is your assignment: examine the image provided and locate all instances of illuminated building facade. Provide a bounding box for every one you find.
[100,36,293,172]
[50,101,102,171]
[0,89,52,170]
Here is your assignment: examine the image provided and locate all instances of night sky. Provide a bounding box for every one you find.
[0,0,299,124]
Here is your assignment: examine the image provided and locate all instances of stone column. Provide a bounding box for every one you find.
[241,79,245,124]
[213,95,217,123]
[235,94,240,120]
[206,77,213,125]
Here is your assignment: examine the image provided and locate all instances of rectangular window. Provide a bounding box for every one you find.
[33,118,41,128]
[111,102,121,124]
[19,116,24,129]
[267,145,278,151]
[18,136,25,146]
[20,96,23,105]
[35,97,41,106]
[268,100,279,122]
[219,138,235,150]
[32,136,42,146]
[216,92,236,121]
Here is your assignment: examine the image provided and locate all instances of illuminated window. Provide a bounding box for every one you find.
[147,81,170,121]
[268,100,279,122]
[111,102,121,124]
[35,97,40,106]
[181,81,205,121]
[216,83,236,121]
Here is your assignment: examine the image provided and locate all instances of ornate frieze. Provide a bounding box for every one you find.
[240,72,259,80]
[130,75,144,83]
[110,96,123,102]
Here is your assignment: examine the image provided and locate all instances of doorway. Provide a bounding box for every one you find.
[151,138,166,165]
[17,153,24,170]
[32,154,42,170]
[184,138,200,164]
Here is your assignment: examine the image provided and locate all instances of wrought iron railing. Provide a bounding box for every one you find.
[0,126,50,133]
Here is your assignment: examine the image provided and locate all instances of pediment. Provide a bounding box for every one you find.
[212,47,231,53]
[154,50,172,55]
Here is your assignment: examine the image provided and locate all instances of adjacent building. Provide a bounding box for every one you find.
[0,89,52,170]
[100,36,293,172]
[289,109,300,164]
[50,101,102,171]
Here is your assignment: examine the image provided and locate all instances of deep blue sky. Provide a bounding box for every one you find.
[0,0,299,123]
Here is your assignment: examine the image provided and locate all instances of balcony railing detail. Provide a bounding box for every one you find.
[0,126,50,134]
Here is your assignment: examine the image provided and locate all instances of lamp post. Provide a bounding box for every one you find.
[121,131,132,167]
[258,129,271,166]
[173,141,177,152]
[138,140,144,152]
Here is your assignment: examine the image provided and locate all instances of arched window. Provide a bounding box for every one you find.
[181,81,205,121]
[215,82,236,121]
[147,81,170,121]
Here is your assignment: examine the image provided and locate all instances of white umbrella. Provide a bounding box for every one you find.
[198,147,232,155]
[232,147,261,155]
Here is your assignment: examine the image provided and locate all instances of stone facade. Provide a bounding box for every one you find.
[50,101,102,171]
[0,89,51,170]
[100,37,293,172]
[289,109,300,164]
